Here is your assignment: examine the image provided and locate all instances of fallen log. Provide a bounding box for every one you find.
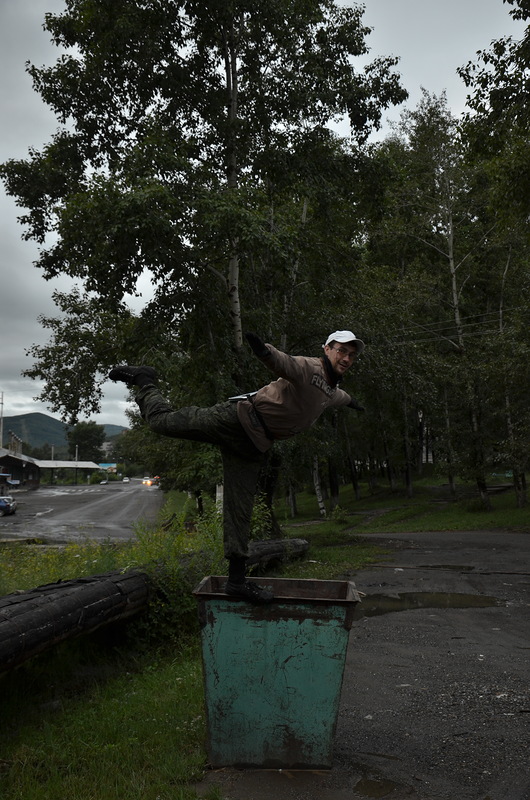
[0,538,309,673]
[247,537,309,568]
[0,570,149,674]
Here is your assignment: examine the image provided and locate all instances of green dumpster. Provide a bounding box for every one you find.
[193,576,361,769]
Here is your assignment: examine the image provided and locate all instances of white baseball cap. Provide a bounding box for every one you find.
[324,330,365,354]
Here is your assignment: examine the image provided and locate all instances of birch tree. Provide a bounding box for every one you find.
[1,0,406,421]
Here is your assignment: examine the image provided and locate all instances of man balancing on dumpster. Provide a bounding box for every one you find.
[109,330,365,605]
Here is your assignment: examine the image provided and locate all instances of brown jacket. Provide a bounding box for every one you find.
[236,343,352,452]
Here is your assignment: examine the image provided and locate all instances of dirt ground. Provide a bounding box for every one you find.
[193,529,530,800]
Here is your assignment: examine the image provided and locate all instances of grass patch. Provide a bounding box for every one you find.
[275,541,385,581]
[275,480,530,535]
[0,642,209,800]
[353,490,530,533]
[267,508,391,582]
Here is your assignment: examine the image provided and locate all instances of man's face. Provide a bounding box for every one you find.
[324,342,358,376]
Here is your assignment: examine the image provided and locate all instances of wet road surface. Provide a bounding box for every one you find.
[0,482,164,542]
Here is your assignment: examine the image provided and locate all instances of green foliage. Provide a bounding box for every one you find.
[2,0,529,522]
[331,504,348,524]
[248,495,274,541]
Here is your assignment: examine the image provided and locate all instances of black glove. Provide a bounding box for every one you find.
[348,397,365,412]
[245,332,270,358]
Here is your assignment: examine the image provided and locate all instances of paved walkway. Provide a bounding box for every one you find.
[194,529,530,800]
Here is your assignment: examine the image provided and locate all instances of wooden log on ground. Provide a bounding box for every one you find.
[0,570,149,674]
[0,538,308,673]
[247,537,309,568]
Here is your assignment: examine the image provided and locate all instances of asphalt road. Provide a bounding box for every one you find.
[195,529,530,800]
[0,481,165,542]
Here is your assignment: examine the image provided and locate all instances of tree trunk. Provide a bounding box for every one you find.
[416,410,424,476]
[195,490,204,516]
[504,387,527,508]
[499,249,526,508]
[312,456,327,517]
[470,400,492,510]
[380,420,396,491]
[512,472,527,509]
[257,451,284,537]
[403,440,413,499]
[402,391,413,498]
[367,451,378,493]
[280,197,308,351]
[287,481,298,518]
[223,24,243,352]
[447,217,491,509]
[349,457,360,501]
[328,458,340,510]
[340,417,360,500]
[443,387,457,499]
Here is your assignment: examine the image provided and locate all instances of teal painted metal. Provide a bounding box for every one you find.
[193,576,361,769]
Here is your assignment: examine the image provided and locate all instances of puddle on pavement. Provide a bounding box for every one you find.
[354,774,399,797]
[195,763,404,799]
[355,592,502,618]
[417,564,474,571]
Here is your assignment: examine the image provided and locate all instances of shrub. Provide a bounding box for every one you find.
[331,505,348,524]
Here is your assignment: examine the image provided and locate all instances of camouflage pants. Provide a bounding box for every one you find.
[136,386,267,560]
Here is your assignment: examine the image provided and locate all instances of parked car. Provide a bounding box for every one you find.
[0,496,17,516]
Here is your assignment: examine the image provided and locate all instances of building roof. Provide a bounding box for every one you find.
[0,447,39,465]
[0,448,100,470]
[36,460,101,470]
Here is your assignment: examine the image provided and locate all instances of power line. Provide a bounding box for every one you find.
[391,328,507,346]
[395,306,526,336]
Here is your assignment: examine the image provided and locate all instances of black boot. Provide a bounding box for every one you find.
[225,557,274,604]
[225,580,274,604]
[108,365,158,387]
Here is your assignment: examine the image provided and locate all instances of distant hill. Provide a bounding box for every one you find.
[2,413,127,451]
[103,424,129,439]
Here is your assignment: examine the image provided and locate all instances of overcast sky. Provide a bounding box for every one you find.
[0,0,525,428]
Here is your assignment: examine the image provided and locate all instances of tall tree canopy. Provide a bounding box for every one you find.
[6,0,527,508]
[1,0,406,422]
[458,0,530,219]
[67,420,106,462]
